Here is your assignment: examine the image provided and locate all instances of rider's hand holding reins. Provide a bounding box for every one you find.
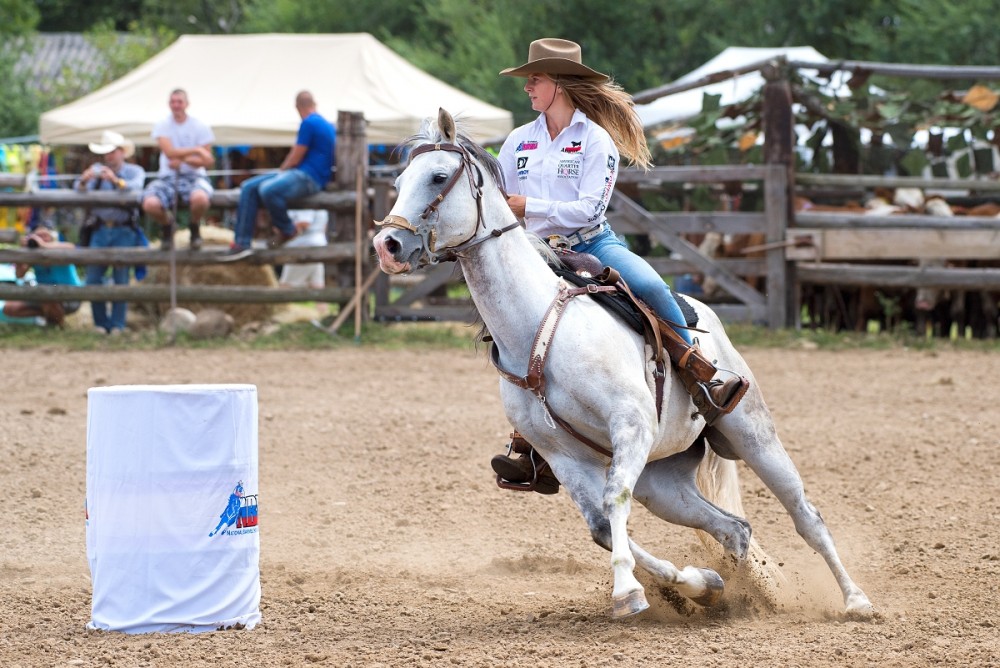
[506,194,526,218]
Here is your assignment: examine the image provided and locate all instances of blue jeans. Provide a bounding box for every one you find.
[86,223,142,332]
[574,227,693,345]
[234,170,319,247]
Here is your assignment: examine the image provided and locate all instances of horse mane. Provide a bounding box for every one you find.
[405,117,507,192]
[525,233,563,268]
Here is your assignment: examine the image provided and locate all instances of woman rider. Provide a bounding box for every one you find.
[490,38,748,493]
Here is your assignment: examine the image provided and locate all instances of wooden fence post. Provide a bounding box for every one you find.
[371,179,392,313]
[762,58,798,328]
[333,111,369,314]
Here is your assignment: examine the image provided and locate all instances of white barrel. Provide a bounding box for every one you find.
[86,384,261,633]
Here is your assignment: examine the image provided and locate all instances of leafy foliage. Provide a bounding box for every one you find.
[0,22,174,138]
[7,0,1000,157]
[0,0,38,36]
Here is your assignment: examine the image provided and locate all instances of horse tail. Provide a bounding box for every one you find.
[695,447,787,602]
[694,449,745,522]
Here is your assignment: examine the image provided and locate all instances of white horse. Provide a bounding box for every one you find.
[373,108,874,620]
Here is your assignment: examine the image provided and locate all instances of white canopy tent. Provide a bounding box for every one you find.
[635,46,845,129]
[39,33,513,147]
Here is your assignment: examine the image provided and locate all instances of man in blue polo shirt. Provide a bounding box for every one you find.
[229,90,335,254]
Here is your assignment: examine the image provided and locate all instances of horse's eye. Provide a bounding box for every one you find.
[432,172,448,185]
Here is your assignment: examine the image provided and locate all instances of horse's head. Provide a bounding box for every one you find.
[373,108,515,273]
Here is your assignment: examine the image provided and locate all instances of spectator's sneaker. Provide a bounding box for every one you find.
[221,243,252,261]
[160,216,176,251]
[189,222,203,251]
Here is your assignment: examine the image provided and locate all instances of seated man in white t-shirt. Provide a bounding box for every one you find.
[141,88,215,251]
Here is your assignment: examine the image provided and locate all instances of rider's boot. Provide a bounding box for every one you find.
[671,338,749,426]
[491,432,560,495]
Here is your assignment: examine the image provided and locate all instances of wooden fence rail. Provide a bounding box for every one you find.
[0,243,359,267]
[797,263,1000,290]
[0,283,352,304]
[0,189,357,211]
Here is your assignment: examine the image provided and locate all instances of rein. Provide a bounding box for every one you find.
[375,142,521,264]
[489,281,619,459]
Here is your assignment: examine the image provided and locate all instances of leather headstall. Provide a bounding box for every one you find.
[375,142,520,265]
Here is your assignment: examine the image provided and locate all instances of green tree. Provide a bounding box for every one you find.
[36,0,258,34]
[0,0,41,137]
[0,0,39,35]
[0,22,174,139]
[242,0,418,38]
[35,0,142,31]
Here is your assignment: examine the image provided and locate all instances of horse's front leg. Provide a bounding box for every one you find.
[603,412,657,618]
[551,443,718,618]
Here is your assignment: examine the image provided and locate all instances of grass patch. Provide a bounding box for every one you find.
[725,322,1000,352]
[3,318,1000,353]
[0,319,480,351]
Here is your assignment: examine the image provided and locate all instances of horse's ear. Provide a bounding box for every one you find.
[438,108,457,144]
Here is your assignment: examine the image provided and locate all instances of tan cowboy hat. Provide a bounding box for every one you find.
[500,38,608,82]
[88,130,136,159]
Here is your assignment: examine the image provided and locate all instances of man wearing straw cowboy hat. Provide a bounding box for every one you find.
[75,129,147,334]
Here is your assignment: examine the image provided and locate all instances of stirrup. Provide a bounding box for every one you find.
[495,437,541,492]
[690,375,749,426]
[494,435,559,494]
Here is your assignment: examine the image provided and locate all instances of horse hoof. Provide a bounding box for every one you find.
[845,592,875,619]
[689,568,726,607]
[612,589,649,618]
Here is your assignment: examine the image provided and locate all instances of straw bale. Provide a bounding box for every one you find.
[141,224,285,325]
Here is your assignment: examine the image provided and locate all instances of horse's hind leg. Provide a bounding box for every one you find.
[724,420,874,616]
[634,439,752,558]
[627,539,726,608]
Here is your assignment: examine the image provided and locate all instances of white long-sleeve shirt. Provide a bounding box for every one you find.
[498,109,619,238]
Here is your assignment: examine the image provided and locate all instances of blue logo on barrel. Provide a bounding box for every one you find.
[209,481,259,537]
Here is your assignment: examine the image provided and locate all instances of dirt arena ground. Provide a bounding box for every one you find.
[2,343,998,667]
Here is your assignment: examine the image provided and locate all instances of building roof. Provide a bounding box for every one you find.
[12,32,111,92]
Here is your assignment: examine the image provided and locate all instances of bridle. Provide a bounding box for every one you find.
[375,142,521,265]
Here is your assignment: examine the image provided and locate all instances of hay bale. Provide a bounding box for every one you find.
[170,223,236,250]
[189,308,235,339]
[143,224,285,326]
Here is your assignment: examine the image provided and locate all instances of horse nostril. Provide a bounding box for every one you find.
[385,237,401,254]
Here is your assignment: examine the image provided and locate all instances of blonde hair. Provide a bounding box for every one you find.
[556,76,652,169]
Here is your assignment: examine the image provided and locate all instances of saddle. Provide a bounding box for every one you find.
[550,249,716,385]
[489,246,747,490]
